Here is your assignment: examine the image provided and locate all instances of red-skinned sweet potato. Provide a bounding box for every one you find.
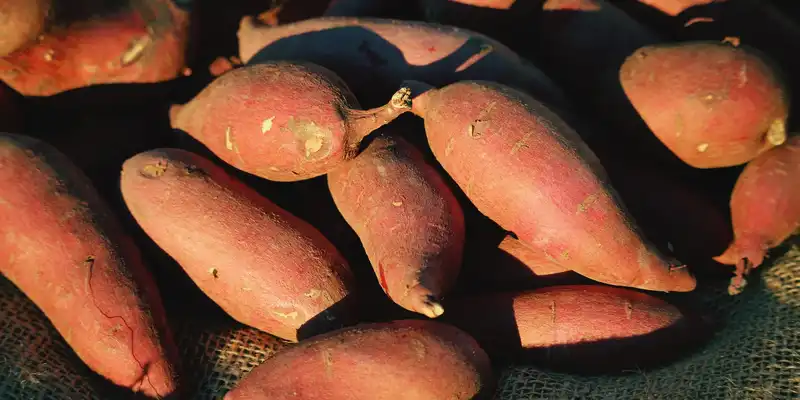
[620,42,789,168]
[0,0,51,56]
[715,136,800,294]
[408,80,696,292]
[0,134,178,398]
[0,0,189,96]
[444,285,695,371]
[120,148,357,341]
[328,134,465,318]
[170,61,412,182]
[224,320,494,400]
[236,16,566,108]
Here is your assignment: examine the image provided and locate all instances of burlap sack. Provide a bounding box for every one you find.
[2,245,798,399]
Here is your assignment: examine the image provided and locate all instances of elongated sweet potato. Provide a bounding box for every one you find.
[444,285,695,371]
[121,148,356,341]
[715,136,800,294]
[236,16,566,108]
[328,134,464,318]
[0,0,189,96]
[0,134,178,398]
[170,61,411,182]
[0,0,50,56]
[408,80,696,292]
[224,320,494,400]
[620,42,789,168]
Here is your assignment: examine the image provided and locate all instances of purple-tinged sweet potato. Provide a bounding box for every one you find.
[328,134,464,318]
[0,0,189,96]
[224,320,494,400]
[0,0,51,57]
[715,136,800,294]
[236,16,566,108]
[0,134,178,398]
[120,148,357,341]
[620,42,789,168]
[444,285,696,371]
[408,80,696,292]
[170,61,412,182]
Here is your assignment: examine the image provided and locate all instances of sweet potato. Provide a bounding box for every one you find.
[444,285,694,371]
[498,236,571,277]
[408,80,696,292]
[236,16,566,108]
[224,320,494,400]
[620,42,789,168]
[0,0,50,56]
[715,136,800,294]
[170,61,412,182]
[327,134,464,318]
[0,0,189,96]
[0,134,178,398]
[120,148,357,341]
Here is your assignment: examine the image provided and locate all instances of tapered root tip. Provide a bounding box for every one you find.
[767,119,787,146]
[419,300,445,319]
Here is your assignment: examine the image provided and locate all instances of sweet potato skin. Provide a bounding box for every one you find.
[224,320,494,400]
[0,0,50,56]
[715,136,800,292]
[637,0,717,15]
[0,0,189,96]
[328,134,465,318]
[411,80,696,292]
[0,134,178,398]
[120,148,356,341]
[498,236,571,277]
[620,42,789,168]
[237,16,565,108]
[170,61,410,182]
[444,285,690,370]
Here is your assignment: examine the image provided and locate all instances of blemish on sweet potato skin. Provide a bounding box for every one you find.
[121,148,356,341]
[620,42,789,168]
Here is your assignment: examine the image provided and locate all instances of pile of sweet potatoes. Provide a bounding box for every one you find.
[1,0,798,398]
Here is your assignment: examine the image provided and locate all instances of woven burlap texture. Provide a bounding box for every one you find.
[2,246,798,399]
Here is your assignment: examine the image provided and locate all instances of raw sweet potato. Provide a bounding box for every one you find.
[0,0,189,96]
[236,16,566,108]
[0,0,50,56]
[444,285,694,371]
[120,148,357,341]
[620,42,789,168]
[408,80,696,292]
[0,134,178,398]
[224,320,494,400]
[327,134,464,318]
[498,236,571,277]
[170,61,412,182]
[715,136,800,294]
